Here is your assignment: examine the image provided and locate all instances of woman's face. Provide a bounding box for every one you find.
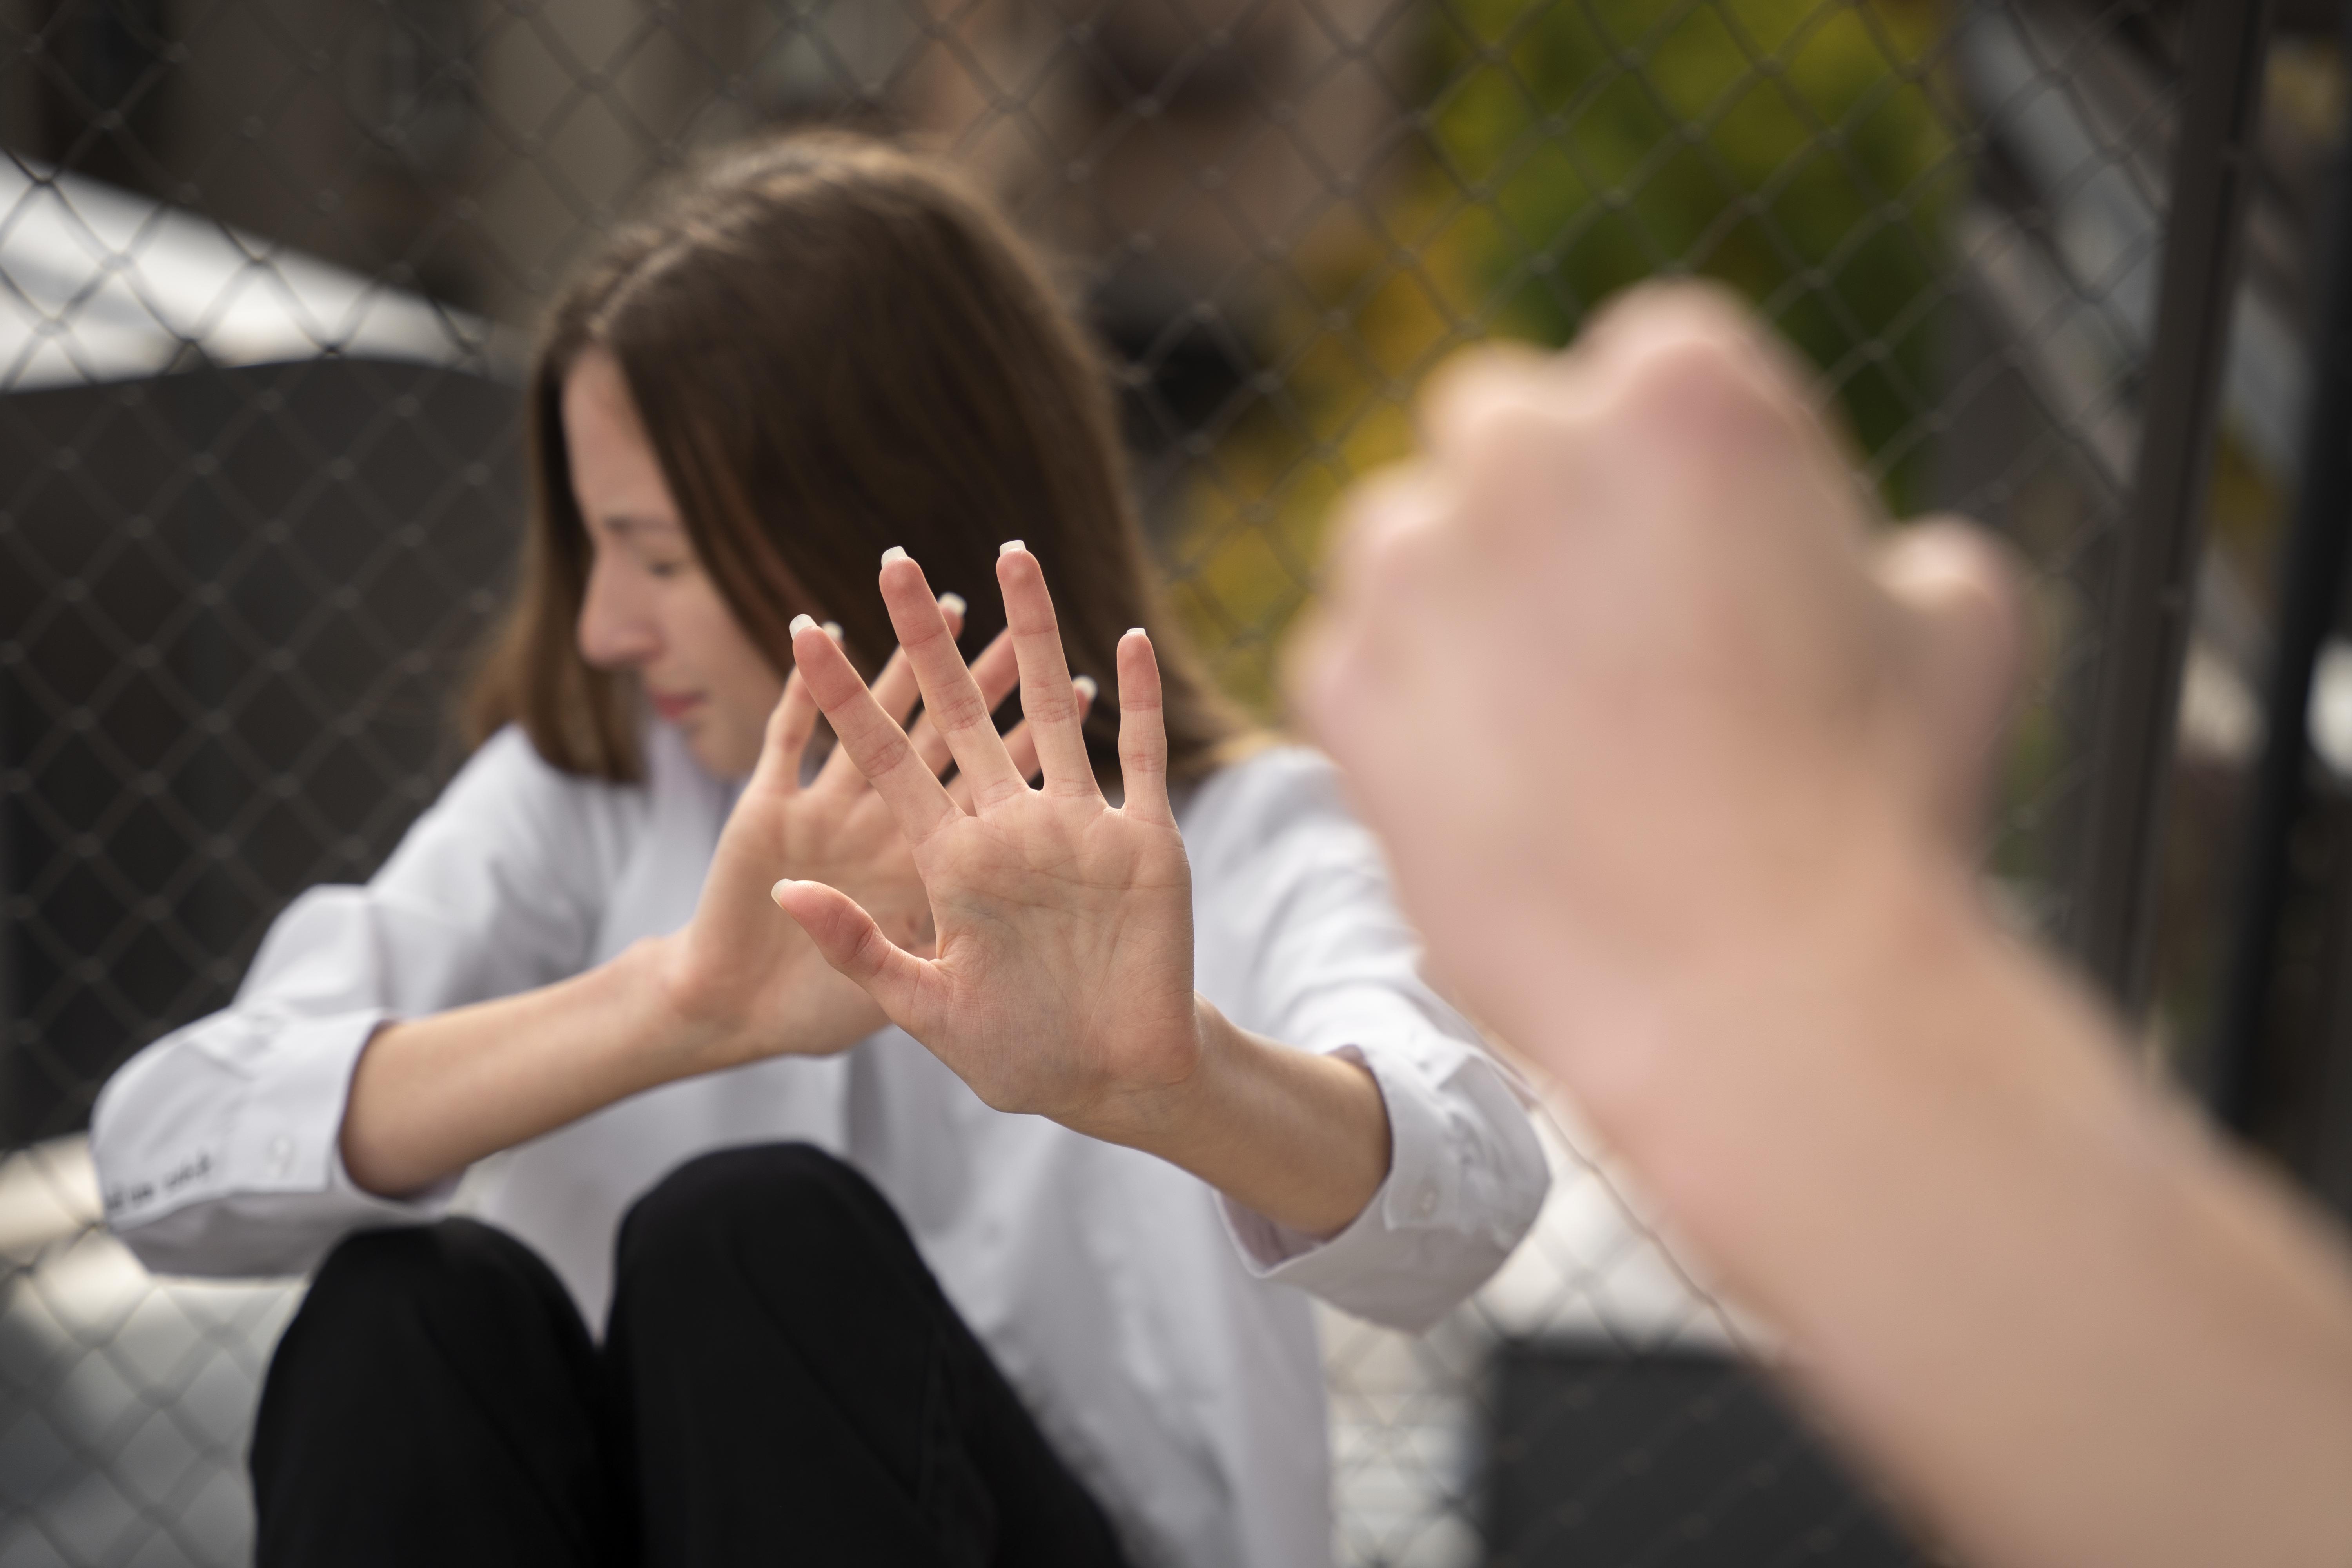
[564,347,785,780]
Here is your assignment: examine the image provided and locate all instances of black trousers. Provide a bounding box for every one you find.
[250,1143,1130,1567]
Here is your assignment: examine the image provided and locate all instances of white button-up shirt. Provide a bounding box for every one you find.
[91,723,1549,1568]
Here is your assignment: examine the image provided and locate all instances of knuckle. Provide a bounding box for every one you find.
[931,688,994,733]
[1444,388,1592,523]
[1621,325,1746,404]
[851,724,912,778]
[1025,692,1082,727]
[1592,279,1753,354]
[1353,505,1450,604]
[1614,334,1782,460]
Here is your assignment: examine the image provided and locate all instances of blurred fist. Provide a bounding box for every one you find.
[1287,284,2018,1099]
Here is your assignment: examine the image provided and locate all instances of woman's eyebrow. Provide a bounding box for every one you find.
[597,512,682,538]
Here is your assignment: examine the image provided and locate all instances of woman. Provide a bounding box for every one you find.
[90,133,1548,1568]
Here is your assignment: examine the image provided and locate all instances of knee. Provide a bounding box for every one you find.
[615,1143,910,1300]
[300,1218,566,1341]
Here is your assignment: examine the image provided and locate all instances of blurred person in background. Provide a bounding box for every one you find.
[88,132,1548,1568]
[1289,282,2352,1568]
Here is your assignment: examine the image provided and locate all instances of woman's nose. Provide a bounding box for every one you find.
[577,553,662,669]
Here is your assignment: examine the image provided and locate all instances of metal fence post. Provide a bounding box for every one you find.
[2205,1,2352,1132]
[2070,0,2277,1014]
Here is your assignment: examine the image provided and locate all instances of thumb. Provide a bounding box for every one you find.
[771,878,929,1022]
[1874,517,2025,844]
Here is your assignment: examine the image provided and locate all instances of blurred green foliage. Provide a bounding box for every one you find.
[1171,0,1960,711]
[1426,0,1957,500]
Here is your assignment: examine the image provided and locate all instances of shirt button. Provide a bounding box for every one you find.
[268,1136,294,1176]
[1414,1184,1437,1219]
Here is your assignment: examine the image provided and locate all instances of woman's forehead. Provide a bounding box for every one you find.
[563,353,679,525]
[561,347,642,439]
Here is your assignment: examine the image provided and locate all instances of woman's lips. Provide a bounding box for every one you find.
[649,691,705,723]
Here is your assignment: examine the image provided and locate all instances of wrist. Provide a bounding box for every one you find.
[1063,995,1227,1151]
[1078,996,1392,1238]
[1588,828,2025,1229]
[631,933,746,1077]
[1537,805,1989,1134]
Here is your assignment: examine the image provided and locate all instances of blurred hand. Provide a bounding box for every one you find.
[1873,519,2024,842]
[1287,284,2020,1105]
[660,597,1056,1067]
[771,546,1203,1141]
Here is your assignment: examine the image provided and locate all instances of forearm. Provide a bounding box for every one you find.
[1089,998,1393,1239]
[339,938,720,1197]
[1586,851,2352,1568]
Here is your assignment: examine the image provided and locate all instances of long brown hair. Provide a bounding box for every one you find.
[466,131,1244,783]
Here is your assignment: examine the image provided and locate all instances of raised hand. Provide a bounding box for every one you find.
[660,597,1065,1070]
[1287,287,2018,1087]
[770,545,1203,1142]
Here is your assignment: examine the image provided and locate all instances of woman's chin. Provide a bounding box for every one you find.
[677,718,761,782]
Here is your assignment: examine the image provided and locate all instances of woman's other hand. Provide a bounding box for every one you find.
[771,547,1203,1142]
[659,596,1056,1070]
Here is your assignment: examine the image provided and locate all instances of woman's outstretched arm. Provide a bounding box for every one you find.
[773,546,1392,1240]
[339,614,1048,1197]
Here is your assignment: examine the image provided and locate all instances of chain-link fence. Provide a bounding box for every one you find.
[3,0,2340,1562]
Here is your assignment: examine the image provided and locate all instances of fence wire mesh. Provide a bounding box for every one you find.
[1,0,2332,1562]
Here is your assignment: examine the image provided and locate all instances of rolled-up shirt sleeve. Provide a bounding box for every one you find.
[1187,748,1549,1332]
[90,727,637,1278]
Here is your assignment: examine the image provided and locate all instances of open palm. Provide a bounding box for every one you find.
[772,546,1203,1137]
[665,600,1049,1069]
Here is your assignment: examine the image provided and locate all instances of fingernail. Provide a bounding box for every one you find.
[999,539,1025,556]
[771,879,795,902]
[822,620,844,642]
[1125,626,1148,639]
[938,591,967,617]
[1073,674,1098,705]
[789,613,818,637]
[882,546,909,567]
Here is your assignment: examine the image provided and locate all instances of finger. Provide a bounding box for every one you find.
[1002,716,1047,789]
[747,668,821,796]
[1116,630,1172,826]
[879,548,1025,805]
[870,593,965,727]
[1319,459,1452,609]
[1583,285,1862,507]
[996,544,1100,797]
[1581,280,1824,423]
[909,625,1019,780]
[770,878,930,1024]
[819,593,968,792]
[1874,519,2026,842]
[1418,341,1561,459]
[947,680,1078,811]
[788,613,960,844]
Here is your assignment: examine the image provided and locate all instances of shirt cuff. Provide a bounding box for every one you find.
[1216,1042,1470,1327]
[100,1007,457,1274]
[238,1007,459,1212]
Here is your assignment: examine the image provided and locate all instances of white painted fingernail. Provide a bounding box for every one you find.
[822,620,844,642]
[771,879,793,902]
[882,545,909,566]
[1126,626,1148,639]
[1073,675,1098,705]
[789,613,818,637]
[938,592,967,617]
[999,539,1025,556]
